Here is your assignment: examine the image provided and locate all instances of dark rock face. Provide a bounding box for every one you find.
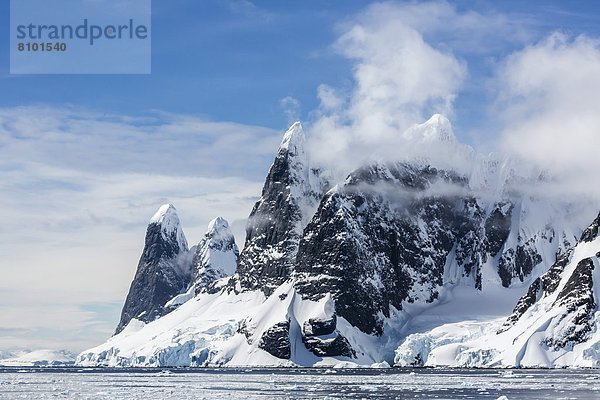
[546,257,596,349]
[290,160,566,336]
[258,321,291,359]
[455,198,486,289]
[115,206,190,335]
[580,212,600,243]
[484,201,513,257]
[541,251,573,295]
[294,162,478,335]
[303,334,355,358]
[486,200,556,288]
[498,238,543,287]
[235,123,327,296]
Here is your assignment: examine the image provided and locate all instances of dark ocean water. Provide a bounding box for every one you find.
[1,367,599,399]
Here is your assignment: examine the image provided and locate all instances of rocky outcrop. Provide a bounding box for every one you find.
[258,321,291,359]
[300,314,355,358]
[498,237,543,288]
[303,316,337,337]
[484,201,513,258]
[303,334,355,358]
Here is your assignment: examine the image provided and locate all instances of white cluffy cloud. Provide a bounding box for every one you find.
[306,1,600,203]
[280,96,301,125]
[497,33,600,198]
[0,105,281,352]
[307,1,476,175]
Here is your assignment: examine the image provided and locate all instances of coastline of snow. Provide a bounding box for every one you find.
[78,279,381,367]
[0,349,76,366]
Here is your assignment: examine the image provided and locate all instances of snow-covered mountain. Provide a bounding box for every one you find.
[78,117,599,367]
[0,349,75,366]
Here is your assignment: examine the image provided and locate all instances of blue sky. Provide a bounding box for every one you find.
[1,0,363,127]
[1,0,600,354]
[0,1,597,134]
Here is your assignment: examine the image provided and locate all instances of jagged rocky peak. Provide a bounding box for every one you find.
[498,210,600,351]
[149,203,188,251]
[77,112,600,368]
[192,216,239,293]
[235,122,329,295]
[115,204,193,334]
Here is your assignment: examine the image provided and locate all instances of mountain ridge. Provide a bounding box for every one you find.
[78,117,599,367]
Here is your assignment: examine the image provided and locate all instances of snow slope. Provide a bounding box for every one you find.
[394,213,600,368]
